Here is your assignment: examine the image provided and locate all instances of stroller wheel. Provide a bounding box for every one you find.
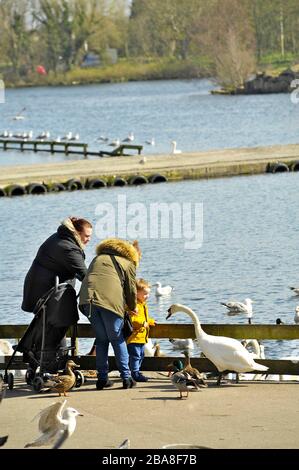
[7,373,14,390]
[74,370,84,388]
[32,376,44,393]
[25,368,35,385]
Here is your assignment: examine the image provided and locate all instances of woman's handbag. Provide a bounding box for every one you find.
[123,311,134,339]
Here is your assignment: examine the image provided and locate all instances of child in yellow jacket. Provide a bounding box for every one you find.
[127,278,156,382]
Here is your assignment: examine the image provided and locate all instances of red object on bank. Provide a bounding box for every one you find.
[36,65,47,75]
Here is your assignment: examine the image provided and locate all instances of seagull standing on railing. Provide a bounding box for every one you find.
[122,132,134,142]
[294,306,299,324]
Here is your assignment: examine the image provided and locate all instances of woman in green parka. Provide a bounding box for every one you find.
[79,238,140,390]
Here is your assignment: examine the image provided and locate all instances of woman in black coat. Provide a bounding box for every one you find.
[22,217,92,312]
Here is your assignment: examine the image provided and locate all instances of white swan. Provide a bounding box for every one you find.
[221,298,253,324]
[171,141,182,154]
[167,304,268,385]
[154,282,173,297]
[294,306,299,324]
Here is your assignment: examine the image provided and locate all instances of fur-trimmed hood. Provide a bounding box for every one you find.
[60,218,85,251]
[96,238,139,266]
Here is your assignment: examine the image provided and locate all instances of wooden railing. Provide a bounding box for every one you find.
[1,323,299,375]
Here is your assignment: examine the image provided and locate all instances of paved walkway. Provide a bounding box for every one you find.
[1,143,299,186]
[1,372,299,449]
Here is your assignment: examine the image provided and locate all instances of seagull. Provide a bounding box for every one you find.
[24,400,83,449]
[221,298,253,324]
[96,136,109,143]
[290,287,299,295]
[13,107,26,120]
[171,140,182,154]
[139,156,147,164]
[122,132,134,142]
[154,282,173,297]
[108,138,120,147]
[169,338,194,355]
[294,307,299,324]
[145,137,155,146]
[61,132,73,141]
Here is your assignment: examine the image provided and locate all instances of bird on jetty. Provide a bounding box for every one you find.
[139,156,147,164]
[47,359,80,397]
[168,354,207,388]
[166,304,268,386]
[294,306,299,324]
[290,286,299,295]
[171,140,182,154]
[24,400,83,449]
[108,138,120,147]
[154,282,173,297]
[145,137,155,146]
[276,318,284,325]
[221,298,253,324]
[122,132,134,142]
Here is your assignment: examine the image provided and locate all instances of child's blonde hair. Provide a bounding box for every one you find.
[136,278,151,290]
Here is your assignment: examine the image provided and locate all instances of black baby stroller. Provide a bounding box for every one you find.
[4,279,84,392]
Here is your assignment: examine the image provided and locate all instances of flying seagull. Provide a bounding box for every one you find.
[24,400,83,449]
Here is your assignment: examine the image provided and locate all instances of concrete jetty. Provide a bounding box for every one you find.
[1,373,299,449]
[0,144,299,194]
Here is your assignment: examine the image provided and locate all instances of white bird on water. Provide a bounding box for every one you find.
[171,140,182,154]
[154,282,173,297]
[24,400,83,449]
[166,304,268,386]
[294,306,299,324]
[221,298,253,324]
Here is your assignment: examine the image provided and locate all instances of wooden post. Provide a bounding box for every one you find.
[83,144,88,159]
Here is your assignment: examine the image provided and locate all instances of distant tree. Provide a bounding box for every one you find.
[128,0,204,59]
[201,0,256,88]
[32,0,104,72]
[0,0,32,77]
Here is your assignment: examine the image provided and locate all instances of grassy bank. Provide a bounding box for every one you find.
[3,57,213,89]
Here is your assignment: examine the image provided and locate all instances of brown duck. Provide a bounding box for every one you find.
[48,360,80,397]
[182,351,207,388]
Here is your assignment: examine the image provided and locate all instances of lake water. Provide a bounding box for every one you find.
[0,79,298,359]
[0,78,299,165]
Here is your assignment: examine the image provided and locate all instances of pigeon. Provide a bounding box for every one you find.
[24,400,83,449]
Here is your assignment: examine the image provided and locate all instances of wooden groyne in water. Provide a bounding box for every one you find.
[0,143,299,196]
